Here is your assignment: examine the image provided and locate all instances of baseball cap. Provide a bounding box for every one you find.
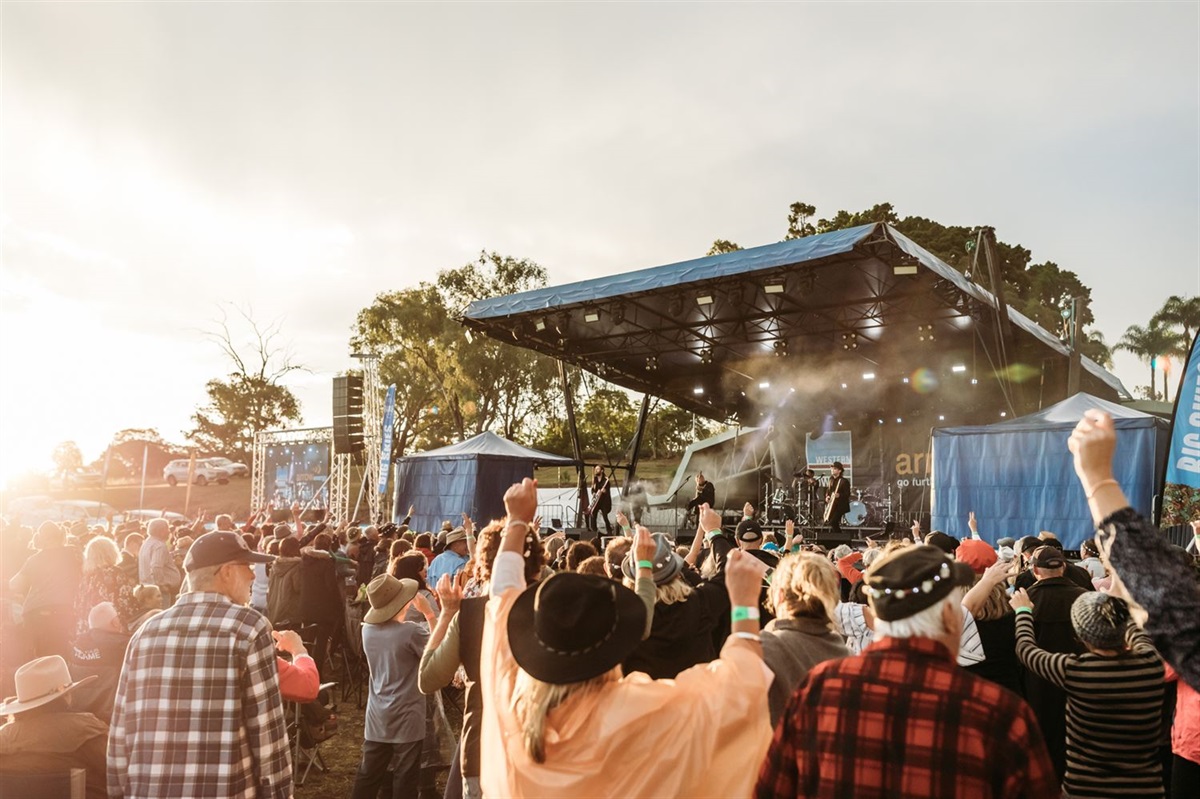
[1032,546,1065,569]
[184,531,274,572]
[736,518,763,543]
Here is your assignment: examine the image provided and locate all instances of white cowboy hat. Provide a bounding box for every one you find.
[0,656,96,716]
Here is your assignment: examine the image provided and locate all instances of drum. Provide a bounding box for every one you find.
[844,500,868,527]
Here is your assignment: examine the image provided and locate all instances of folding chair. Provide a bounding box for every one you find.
[287,680,339,787]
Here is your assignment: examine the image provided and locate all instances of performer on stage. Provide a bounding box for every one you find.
[824,461,851,538]
[587,464,613,534]
[796,468,819,520]
[686,472,716,518]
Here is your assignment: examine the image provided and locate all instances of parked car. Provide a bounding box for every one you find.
[207,456,249,478]
[163,459,232,487]
[115,509,191,526]
[63,467,104,490]
[6,497,118,528]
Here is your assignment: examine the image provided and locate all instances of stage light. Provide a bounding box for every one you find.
[841,383,848,389]
[902,377,910,384]
[697,294,714,306]
[645,356,658,372]
[764,280,785,295]
[878,419,884,425]
[774,339,788,357]
[465,330,474,343]
[917,323,935,342]
[894,264,918,276]
[535,319,547,332]
[758,381,770,389]
[862,372,876,380]
[841,332,857,350]
[1000,411,1007,417]
[789,387,796,393]
[971,378,979,385]
[699,347,713,364]
[951,364,967,373]
[611,304,626,325]
[938,414,945,421]
[896,417,903,423]
[584,309,600,323]
[693,386,704,395]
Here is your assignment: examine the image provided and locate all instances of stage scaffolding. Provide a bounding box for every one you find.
[250,427,347,519]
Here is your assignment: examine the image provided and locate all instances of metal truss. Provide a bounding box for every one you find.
[330,452,352,523]
[250,426,333,514]
[358,356,385,523]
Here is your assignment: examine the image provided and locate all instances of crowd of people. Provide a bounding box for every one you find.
[0,409,1197,798]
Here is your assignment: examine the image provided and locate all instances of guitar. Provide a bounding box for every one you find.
[823,479,842,524]
[587,476,610,517]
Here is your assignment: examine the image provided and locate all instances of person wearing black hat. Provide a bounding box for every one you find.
[757,545,1058,799]
[481,478,774,798]
[824,462,851,539]
[107,531,291,799]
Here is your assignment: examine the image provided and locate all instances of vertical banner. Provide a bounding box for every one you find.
[378,384,397,496]
[1161,331,1200,527]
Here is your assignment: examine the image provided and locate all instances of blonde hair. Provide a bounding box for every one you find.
[83,535,120,573]
[768,553,840,624]
[622,573,694,606]
[973,579,1012,622]
[511,667,618,763]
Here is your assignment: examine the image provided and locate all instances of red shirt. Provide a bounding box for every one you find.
[276,654,319,703]
[756,635,1059,799]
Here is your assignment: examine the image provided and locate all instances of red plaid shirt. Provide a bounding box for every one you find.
[756,635,1059,799]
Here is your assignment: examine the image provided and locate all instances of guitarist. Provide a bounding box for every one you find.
[824,461,851,539]
[587,465,613,534]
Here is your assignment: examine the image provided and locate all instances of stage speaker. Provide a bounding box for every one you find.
[333,375,365,454]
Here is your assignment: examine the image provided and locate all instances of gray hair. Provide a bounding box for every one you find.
[186,563,223,591]
[874,591,959,641]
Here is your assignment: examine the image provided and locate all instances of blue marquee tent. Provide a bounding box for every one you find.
[392,432,575,530]
[931,394,1169,549]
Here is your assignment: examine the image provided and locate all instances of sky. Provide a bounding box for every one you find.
[2,1,1198,484]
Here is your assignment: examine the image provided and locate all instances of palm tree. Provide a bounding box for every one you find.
[1153,295,1200,340]
[1117,321,1183,401]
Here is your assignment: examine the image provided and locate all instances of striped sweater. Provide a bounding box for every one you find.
[1014,613,1164,798]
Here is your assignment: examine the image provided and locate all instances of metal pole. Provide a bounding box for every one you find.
[1067,296,1083,396]
[139,444,148,508]
[625,394,652,490]
[558,360,587,528]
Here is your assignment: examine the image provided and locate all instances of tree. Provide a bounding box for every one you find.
[351,252,562,454]
[102,428,183,481]
[1116,321,1183,402]
[187,307,304,458]
[1152,295,1199,343]
[577,387,636,461]
[785,202,816,239]
[52,441,83,477]
[707,239,743,256]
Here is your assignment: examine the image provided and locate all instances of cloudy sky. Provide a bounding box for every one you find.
[2,1,1197,481]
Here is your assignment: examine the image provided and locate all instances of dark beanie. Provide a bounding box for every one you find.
[924,531,959,556]
[1071,592,1131,650]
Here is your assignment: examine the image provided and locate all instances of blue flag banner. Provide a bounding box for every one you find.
[1162,331,1200,527]
[378,384,397,496]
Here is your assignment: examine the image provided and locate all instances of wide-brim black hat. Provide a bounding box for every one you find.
[508,572,646,685]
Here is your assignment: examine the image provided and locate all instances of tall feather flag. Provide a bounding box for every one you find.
[1160,330,1200,529]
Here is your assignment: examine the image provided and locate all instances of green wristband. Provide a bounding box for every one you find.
[1014,606,1033,616]
[731,605,760,623]
[636,560,654,570]
[705,528,723,541]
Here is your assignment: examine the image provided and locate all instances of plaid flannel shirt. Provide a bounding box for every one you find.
[756,636,1060,799]
[107,592,291,799]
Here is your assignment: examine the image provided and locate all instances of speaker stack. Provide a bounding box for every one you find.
[332,375,365,455]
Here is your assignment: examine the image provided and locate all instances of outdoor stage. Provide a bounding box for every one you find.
[462,223,1132,534]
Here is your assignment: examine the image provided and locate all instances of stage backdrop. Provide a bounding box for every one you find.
[392,432,575,530]
[931,393,1169,549]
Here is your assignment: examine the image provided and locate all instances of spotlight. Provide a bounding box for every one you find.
[878,419,884,425]
[951,364,967,373]
[841,332,858,350]
[773,339,788,357]
[699,347,713,364]
[1000,411,1007,418]
[902,377,910,384]
[758,381,770,389]
[789,387,796,393]
[896,417,903,423]
[645,356,658,372]
[534,319,547,332]
[697,294,714,306]
[971,378,979,385]
[584,309,600,323]
[917,324,935,342]
[611,304,626,325]
[862,372,876,380]
[938,414,945,421]
[764,279,785,295]
[693,387,704,395]
[893,263,918,276]
[841,383,848,389]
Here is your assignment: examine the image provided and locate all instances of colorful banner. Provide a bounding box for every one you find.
[378,384,397,496]
[1162,331,1200,527]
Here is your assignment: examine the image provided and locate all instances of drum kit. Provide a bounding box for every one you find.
[764,471,900,528]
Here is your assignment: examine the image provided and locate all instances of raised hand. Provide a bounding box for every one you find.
[699,503,722,536]
[412,591,436,619]
[967,511,978,535]
[910,519,921,539]
[634,526,656,563]
[503,479,538,524]
[1068,410,1117,490]
[615,510,630,532]
[725,550,770,608]
[436,573,462,616]
[1009,587,1033,613]
[743,501,755,518]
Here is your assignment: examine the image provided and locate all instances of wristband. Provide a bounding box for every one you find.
[636,560,654,570]
[506,519,530,531]
[1085,479,1119,499]
[1014,606,1033,616]
[731,606,760,623]
[731,631,761,643]
[705,528,723,541]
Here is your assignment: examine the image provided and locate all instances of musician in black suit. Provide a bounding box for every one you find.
[587,464,613,534]
[825,461,851,538]
[686,472,716,517]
